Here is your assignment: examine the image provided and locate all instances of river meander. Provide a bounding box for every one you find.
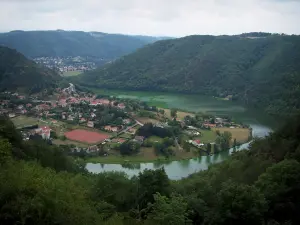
[86,90,277,180]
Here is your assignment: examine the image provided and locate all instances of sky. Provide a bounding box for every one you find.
[0,0,300,37]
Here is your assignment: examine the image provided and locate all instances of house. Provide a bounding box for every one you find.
[134,136,145,144]
[187,126,198,130]
[117,103,126,109]
[104,126,120,132]
[35,126,51,140]
[112,138,126,144]
[20,109,27,114]
[87,121,94,128]
[17,105,24,110]
[80,118,87,123]
[215,117,224,124]
[91,113,96,118]
[190,139,204,148]
[8,113,16,118]
[67,115,74,121]
[87,145,99,153]
[127,128,137,134]
[36,104,50,111]
[123,118,131,124]
[26,103,32,108]
[203,123,217,128]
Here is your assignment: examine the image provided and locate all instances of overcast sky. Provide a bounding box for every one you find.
[0,0,299,37]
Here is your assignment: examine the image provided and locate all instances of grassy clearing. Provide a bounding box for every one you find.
[62,70,82,77]
[118,133,133,139]
[135,117,160,124]
[162,108,195,120]
[213,127,251,143]
[147,136,164,144]
[12,116,38,128]
[197,130,218,143]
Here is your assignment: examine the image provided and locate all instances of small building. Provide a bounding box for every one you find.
[35,126,51,140]
[117,103,126,110]
[87,145,99,153]
[80,118,87,123]
[104,126,120,132]
[192,139,205,148]
[127,128,137,134]
[123,118,131,124]
[87,121,94,128]
[67,115,74,121]
[8,113,16,118]
[134,136,145,144]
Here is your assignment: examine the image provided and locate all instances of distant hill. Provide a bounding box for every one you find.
[75,33,300,115]
[0,46,61,92]
[0,30,170,60]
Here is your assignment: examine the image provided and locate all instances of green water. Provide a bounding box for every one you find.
[93,89,277,128]
[86,89,277,179]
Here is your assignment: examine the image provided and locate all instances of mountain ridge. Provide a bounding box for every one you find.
[75,33,300,115]
[0,30,171,59]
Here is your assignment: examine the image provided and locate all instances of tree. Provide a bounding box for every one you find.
[120,141,141,156]
[171,109,177,118]
[255,160,300,224]
[137,168,170,210]
[207,143,212,154]
[209,181,267,225]
[146,193,190,225]
[0,138,12,164]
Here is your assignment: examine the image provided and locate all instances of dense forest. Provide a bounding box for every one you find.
[1,110,300,224]
[0,46,61,93]
[76,33,300,115]
[0,30,168,59]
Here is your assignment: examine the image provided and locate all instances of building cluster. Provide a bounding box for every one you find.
[34,56,97,73]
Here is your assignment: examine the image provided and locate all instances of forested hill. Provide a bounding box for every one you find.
[0,46,61,92]
[76,33,300,115]
[0,30,168,59]
[1,112,300,224]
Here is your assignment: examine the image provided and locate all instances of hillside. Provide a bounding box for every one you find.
[0,30,168,59]
[1,112,300,224]
[76,33,300,115]
[0,46,61,92]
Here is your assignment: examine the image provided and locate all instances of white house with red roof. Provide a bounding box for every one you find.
[188,139,205,148]
[35,126,51,140]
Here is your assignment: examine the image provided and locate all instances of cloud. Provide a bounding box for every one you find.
[0,0,299,36]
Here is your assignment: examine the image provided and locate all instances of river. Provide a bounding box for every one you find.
[86,90,276,180]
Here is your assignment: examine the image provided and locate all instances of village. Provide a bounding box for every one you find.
[0,84,252,163]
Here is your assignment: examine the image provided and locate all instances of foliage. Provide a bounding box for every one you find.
[1,115,300,224]
[77,34,300,115]
[136,123,172,138]
[0,46,61,93]
[119,141,141,156]
[146,193,190,225]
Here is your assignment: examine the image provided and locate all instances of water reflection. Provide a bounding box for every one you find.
[86,122,273,180]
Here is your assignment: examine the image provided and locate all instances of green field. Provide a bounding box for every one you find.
[146,136,164,144]
[196,130,218,143]
[62,70,82,77]
[11,116,38,128]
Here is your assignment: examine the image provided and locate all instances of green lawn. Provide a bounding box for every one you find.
[62,70,82,77]
[12,116,38,128]
[147,136,164,144]
[118,133,133,139]
[195,130,217,143]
